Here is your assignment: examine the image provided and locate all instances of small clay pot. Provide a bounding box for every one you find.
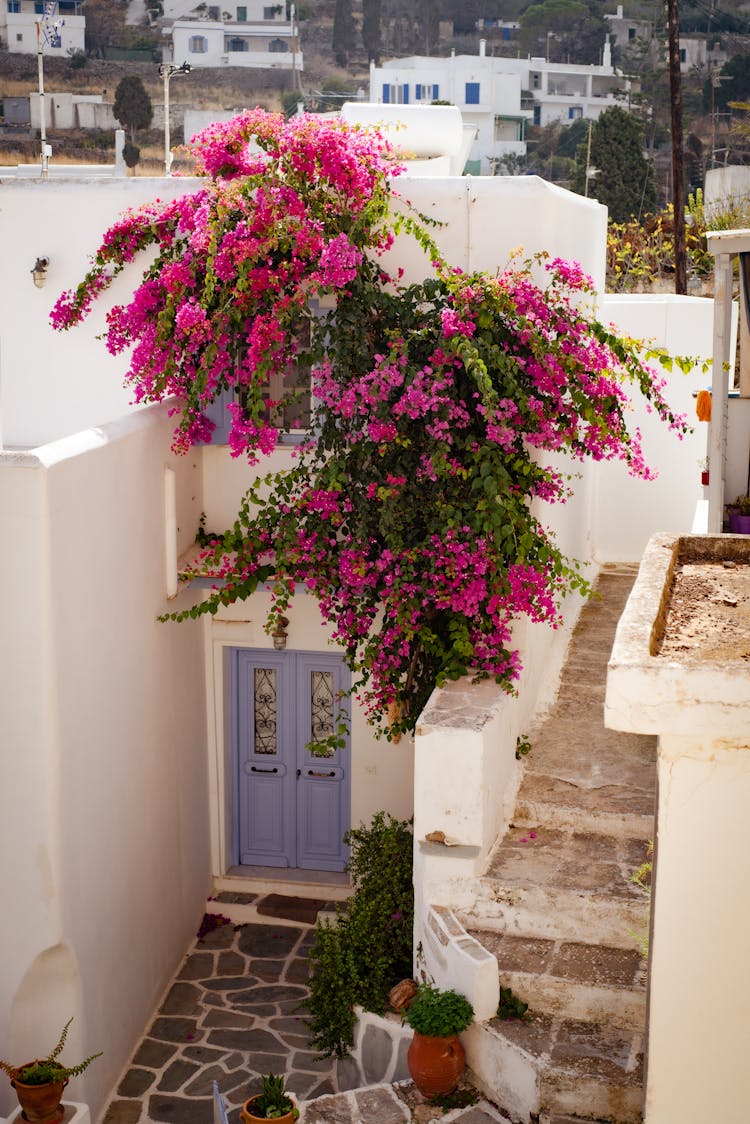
[11,1069,67,1124]
[407,1031,466,1098]
[240,1093,298,1123]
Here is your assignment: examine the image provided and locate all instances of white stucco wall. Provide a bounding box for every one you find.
[0,177,201,450]
[606,533,750,1124]
[592,295,716,562]
[0,405,209,1120]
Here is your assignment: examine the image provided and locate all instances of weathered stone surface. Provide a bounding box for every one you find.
[215,950,246,976]
[291,1049,333,1073]
[201,976,256,991]
[285,956,311,984]
[306,1078,335,1099]
[148,1017,202,1044]
[202,1009,256,1029]
[355,1087,410,1122]
[361,1023,395,1084]
[132,1039,177,1068]
[117,1068,156,1097]
[393,1036,411,1081]
[160,982,202,1017]
[101,1101,142,1124]
[302,1093,352,1123]
[206,1027,283,1052]
[230,983,307,1005]
[178,952,215,980]
[551,1019,638,1081]
[237,924,302,958]
[334,1055,362,1092]
[215,891,257,904]
[452,1108,505,1123]
[183,1063,249,1097]
[147,1094,214,1123]
[182,1044,231,1064]
[197,923,235,949]
[285,1071,326,1098]
[553,941,643,987]
[252,958,286,981]
[157,1059,201,1092]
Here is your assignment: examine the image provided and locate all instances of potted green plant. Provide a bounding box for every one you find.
[240,1073,299,1122]
[0,1019,101,1124]
[403,983,474,1098]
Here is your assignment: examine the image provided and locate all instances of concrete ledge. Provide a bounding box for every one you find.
[4,1103,90,1123]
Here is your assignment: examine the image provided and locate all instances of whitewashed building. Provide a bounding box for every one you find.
[0,0,84,56]
[370,41,630,173]
[162,0,302,71]
[4,112,746,1123]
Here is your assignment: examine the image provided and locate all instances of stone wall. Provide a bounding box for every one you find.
[335,1009,412,1091]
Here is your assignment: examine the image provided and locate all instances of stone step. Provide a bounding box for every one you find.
[514,772,655,840]
[297,1082,508,1122]
[472,1012,643,1124]
[467,929,646,1031]
[466,825,650,948]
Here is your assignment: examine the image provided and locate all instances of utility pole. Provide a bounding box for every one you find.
[666,0,687,293]
[36,19,49,177]
[158,61,191,176]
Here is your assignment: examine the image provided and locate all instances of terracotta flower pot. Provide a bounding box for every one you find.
[11,1069,68,1124]
[240,1092,298,1123]
[407,1030,466,1098]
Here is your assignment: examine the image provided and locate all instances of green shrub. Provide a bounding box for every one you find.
[404,983,474,1037]
[306,812,414,1057]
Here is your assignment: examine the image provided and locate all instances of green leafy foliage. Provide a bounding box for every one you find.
[515,734,532,760]
[306,813,414,1057]
[572,106,657,222]
[428,1087,479,1110]
[404,983,474,1037]
[246,1073,299,1119]
[113,75,153,144]
[497,986,530,1021]
[0,1019,102,1086]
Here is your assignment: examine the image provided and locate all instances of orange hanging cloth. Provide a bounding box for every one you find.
[696,389,712,422]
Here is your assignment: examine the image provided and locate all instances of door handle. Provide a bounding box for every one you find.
[251,766,279,774]
[308,769,336,778]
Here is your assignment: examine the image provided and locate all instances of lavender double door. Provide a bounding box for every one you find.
[231,649,351,871]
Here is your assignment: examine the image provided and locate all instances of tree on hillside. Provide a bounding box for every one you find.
[332,0,356,66]
[519,0,608,65]
[114,76,153,147]
[85,0,128,58]
[572,107,657,222]
[362,0,382,62]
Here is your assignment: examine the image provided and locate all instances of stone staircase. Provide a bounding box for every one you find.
[460,569,654,1124]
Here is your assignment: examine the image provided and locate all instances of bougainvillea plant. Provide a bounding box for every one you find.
[51,109,691,741]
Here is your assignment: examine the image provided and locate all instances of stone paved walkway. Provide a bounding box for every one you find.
[102,915,334,1124]
[100,909,508,1124]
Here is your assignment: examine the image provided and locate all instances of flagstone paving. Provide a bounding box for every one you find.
[101,917,333,1124]
[100,913,508,1124]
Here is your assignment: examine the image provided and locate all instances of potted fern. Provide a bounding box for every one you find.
[240,1073,299,1122]
[403,983,474,1098]
[0,1018,101,1124]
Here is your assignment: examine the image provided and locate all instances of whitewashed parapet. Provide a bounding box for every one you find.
[420,905,499,1023]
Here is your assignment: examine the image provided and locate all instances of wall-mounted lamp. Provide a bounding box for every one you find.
[271,616,290,650]
[31,256,50,289]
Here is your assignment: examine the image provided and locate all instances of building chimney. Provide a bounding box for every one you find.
[479,39,486,56]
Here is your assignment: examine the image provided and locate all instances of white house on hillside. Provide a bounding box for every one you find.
[370,41,630,173]
[162,0,302,71]
[0,0,84,56]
